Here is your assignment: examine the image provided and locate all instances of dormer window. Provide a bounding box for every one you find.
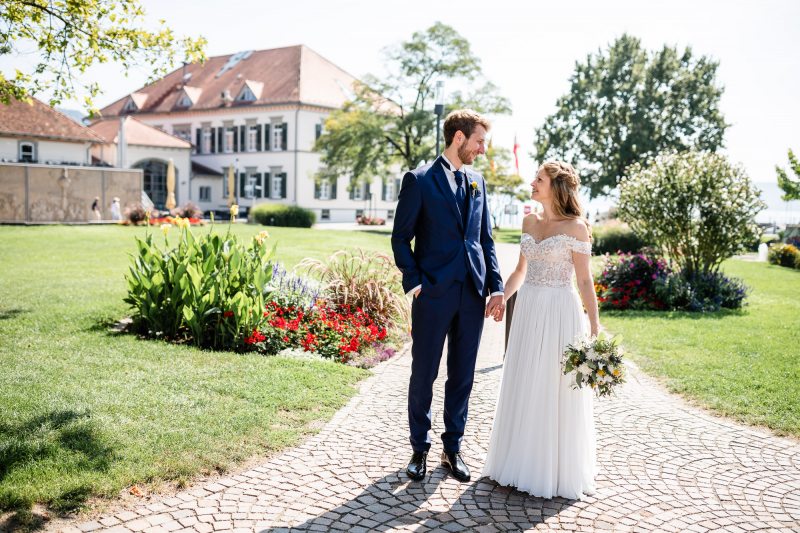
[176,94,193,107]
[122,98,138,113]
[236,85,256,102]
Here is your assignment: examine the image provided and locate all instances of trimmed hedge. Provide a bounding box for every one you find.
[250,203,316,228]
[591,222,649,255]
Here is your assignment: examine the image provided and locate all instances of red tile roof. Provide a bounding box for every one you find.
[98,45,358,117]
[0,97,103,143]
[89,116,191,149]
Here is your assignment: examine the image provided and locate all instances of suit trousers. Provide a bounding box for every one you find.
[408,277,486,453]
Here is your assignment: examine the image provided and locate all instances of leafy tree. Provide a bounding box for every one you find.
[619,151,765,278]
[472,141,526,228]
[1,0,207,113]
[776,149,800,201]
[534,34,727,198]
[314,22,510,188]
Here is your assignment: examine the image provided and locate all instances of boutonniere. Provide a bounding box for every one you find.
[470,181,480,199]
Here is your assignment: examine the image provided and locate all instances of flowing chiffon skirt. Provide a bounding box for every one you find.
[482,284,596,500]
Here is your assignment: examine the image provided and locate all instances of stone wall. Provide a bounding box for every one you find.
[0,163,142,223]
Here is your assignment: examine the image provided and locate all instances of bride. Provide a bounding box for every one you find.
[482,160,599,500]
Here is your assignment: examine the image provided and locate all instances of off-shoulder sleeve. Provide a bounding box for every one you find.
[571,239,592,255]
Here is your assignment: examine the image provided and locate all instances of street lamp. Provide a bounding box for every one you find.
[434,80,445,156]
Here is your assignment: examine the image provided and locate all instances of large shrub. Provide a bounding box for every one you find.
[250,203,316,228]
[591,221,649,255]
[125,223,274,349]
[619,151,766,277]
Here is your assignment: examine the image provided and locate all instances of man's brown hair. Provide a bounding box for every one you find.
[443,109,491,147]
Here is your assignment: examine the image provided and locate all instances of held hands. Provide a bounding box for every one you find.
[485,295,505,322]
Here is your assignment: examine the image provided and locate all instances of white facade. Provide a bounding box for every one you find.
[129,105,402,222]
[92,143,191,207]
[0,136,91,166]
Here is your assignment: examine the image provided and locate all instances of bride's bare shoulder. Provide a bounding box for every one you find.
[563,218,591,242]
[522,213,541,232]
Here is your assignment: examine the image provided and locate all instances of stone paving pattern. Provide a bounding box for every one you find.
[59,244,800,532]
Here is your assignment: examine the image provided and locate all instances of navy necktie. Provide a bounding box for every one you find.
[454,170,468,227]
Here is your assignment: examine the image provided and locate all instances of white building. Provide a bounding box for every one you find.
[97,45,401,222]
[89,116,192,208]
[0,97,100,165]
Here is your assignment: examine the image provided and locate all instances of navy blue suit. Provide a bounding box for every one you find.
[392,156,504,453]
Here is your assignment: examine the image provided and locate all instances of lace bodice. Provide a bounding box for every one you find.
[520,233,592,289]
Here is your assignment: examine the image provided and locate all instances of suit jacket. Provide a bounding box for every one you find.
[391,156,504,298]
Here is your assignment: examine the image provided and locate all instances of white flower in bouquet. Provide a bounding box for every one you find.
[562,332,626,397]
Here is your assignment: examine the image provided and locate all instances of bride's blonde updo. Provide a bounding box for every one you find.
[540,160,583,219]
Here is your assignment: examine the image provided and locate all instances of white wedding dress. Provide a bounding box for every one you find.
[482,233,596,500]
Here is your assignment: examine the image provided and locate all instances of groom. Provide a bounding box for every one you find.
[392,109,504,482]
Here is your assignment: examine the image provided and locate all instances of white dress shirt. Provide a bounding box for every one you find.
[407,154,504,299]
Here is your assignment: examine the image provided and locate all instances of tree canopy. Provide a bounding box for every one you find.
[534,34,727,198]
[1,0,206,113]
[776,149,800,201]
[314,22,510,188]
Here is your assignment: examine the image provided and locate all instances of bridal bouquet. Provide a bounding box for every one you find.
[562,332,625,397]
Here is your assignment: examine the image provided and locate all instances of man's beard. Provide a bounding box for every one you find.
[457,143,475,165]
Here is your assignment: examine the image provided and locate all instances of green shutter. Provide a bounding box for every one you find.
[263,172,270,198]
[281,123,288,151]
[256,126,262,151]
[280,173,287,199]
[210,128,216,153]
[264,124,271,151]
[331,179,337,200]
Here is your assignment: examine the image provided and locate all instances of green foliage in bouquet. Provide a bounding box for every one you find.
[562,333,625,397]
[124,221,275,350]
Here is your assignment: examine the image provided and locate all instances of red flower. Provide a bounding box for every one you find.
[223,311,234,318]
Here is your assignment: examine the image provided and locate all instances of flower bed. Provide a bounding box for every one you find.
[595,252,749,312]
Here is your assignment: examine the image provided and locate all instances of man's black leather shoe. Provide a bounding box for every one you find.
[441,451,470,482]
[406,451,427,481]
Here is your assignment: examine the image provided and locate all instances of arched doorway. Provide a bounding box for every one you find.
[133,159,175,209]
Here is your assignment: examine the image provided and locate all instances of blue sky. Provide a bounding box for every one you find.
[3,0,799,215]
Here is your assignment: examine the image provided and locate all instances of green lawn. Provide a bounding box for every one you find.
[602,260,800,437]
[0,224,392,515]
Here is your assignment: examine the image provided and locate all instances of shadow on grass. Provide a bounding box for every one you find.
[0,308,28,321]
[86,316,132,336]
[359,229,393,237]
[0,409,116,520]
[602,307,748,321]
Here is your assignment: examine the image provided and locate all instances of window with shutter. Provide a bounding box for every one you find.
[271,174,282,199]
